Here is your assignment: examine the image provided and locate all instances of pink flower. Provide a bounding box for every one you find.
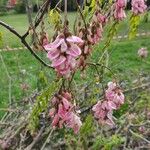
[97,13,107,25]
[44,34,83,78]
[114,0,127,20]
[49,91,82,134]
[131,0,147,15]
[138,47,148,58]
[92,81,125,127]
[65,112,82,134]
[92,101,115,127]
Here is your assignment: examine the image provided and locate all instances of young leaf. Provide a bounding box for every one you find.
[80,114,94,136]
[129,14,140,39]
[48,9,61,27]
[28,80,62,133]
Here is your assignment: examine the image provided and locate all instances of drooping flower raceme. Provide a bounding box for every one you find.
[114,0,127,20]
[138,47,148,58]
[92,82,125,127]
[105,82,125,109]
[131,0,147,15]
[44,34,83,78]
[49,91,82,134]
[77,11,106,69]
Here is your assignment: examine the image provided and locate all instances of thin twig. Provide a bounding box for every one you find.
[24,127,45,150]
[129,129,150,144]
[40,128,54,150]
[0,21,52,68]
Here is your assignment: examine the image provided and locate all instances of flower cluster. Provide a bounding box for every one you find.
[92,82,125,127]
[138,47,148,58]
[49,91,82,134]
[114,0,127,21]
[78,11,106,68]
[44,34,83,78]
[131,0,147,15]
[89,12,106,45]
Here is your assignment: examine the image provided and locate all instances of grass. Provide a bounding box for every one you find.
[0,13,150,117]
[0,12,77,48]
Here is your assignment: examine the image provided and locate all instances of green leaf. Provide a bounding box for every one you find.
[28,79,62,133]
[92,134,125,150]
[48,9,61,27]
[80,114,94,136]
[37,71,48,90]
[92,136,106,150]
[129,14,140,39]
[89,0,96,13]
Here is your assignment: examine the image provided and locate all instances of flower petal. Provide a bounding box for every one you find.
[67,36,83,43]
[47,49,60,61]
[52,56,66,67]
[66,44,81,57]
[44,37,63,50]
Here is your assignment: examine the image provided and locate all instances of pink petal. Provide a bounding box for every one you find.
[61,40,68,52]
[47,49,60,61]
[49,108,56,117]
[51,56,66,67]
[108,101,117,110]
[67,56,77,69]
[66,44,81,57]
[62,97,71,110]
[44,37,63,50]
[58,104,66,119]
[67,36,83,43]
[52,114,60,127]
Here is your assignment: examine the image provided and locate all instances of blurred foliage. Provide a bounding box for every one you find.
[80,114,94,136]
[28,80,61,133]
[0,32,3,46]
[14,0,26,14]
[129,14,140,39]
[48,9,62,29]
[92,134,125,150]
[37,70,48,90]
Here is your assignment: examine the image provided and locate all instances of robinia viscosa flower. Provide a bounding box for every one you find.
[114,0,127,20]
[92,81,125,127]
[138,47,148,58]
[49,91,82,134]
[131,0,147,15]
[44,34,83,78]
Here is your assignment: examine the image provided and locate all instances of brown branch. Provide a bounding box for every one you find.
[23,0,50,38]
[0,21,52,68]
[24,127,45,150]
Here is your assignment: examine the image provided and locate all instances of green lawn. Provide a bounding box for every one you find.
[0,13,77,48]
[0,13,150,117]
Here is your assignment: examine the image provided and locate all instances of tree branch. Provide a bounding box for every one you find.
[22,0,50,39]
[0,21,52,68]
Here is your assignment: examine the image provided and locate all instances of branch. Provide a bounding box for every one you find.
[0,21,52,68]
[23,0,50,38]
[129,129,150,144]
[24,127,45,150]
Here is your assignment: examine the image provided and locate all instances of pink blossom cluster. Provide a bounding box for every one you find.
[131,0,147,15]
[114,0,127,20]
[44,34,83,78]
[78,12,106,68]
[92,82,125,127]
[89,12,106,45]
[49,91,82,134]
[138,47,148,58]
